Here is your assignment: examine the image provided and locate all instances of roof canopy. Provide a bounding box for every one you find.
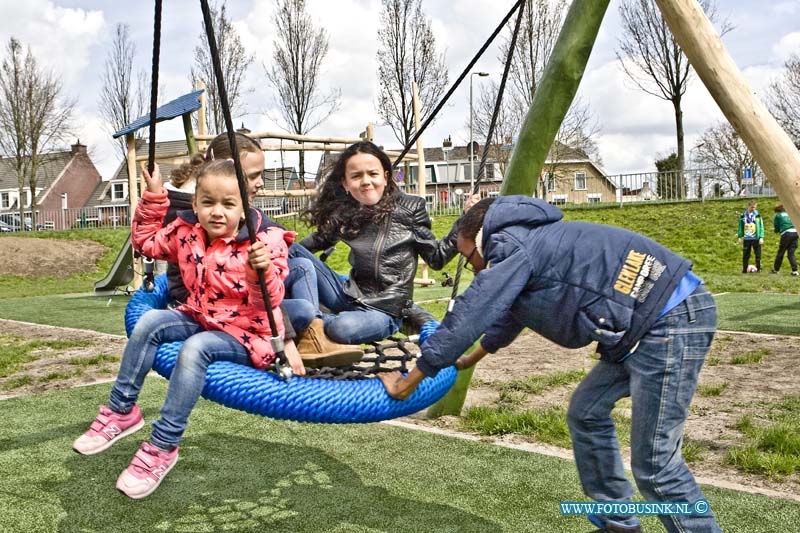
[113,89,204,139]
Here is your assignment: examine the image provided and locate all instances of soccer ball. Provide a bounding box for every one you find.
[747,265,758,273]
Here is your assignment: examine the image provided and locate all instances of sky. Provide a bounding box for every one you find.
[0,0,798,181]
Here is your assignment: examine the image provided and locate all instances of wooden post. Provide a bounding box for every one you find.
[412,81,435,287]
[182,113,198,155]
[126,133,141,290]
[197,80,207,151]
[654,0,800,226]
[366,122,375,142]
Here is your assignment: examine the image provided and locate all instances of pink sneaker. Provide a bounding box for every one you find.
[116,442,179,499]
[72,405,145,455]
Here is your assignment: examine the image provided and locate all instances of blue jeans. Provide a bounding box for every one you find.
[289,244,401,344]
[283,254,319,333]
[109,309,252,450]
[567,286,721,533]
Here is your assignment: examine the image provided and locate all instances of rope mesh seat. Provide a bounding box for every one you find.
[125,275,457,423]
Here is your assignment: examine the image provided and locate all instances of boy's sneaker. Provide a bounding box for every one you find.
[588,514,642,533]
[116,442,179,499]
[72,405,144,455]
[793,271,799,276]
[771,270,779,274]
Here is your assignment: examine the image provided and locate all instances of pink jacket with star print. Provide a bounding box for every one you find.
[132,189,295,369]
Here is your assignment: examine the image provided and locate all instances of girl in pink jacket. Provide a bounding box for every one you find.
[73,159,296,499]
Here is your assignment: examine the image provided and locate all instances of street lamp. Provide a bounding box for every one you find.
[442,136,453,208]
[469,71,490,193]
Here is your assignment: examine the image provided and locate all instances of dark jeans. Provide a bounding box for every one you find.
[742,239,761,272]
[773,231,798,272]
[567,286,721,533]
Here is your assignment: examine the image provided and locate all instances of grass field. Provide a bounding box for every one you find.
[1,379,799,533]
[2,198,800,531]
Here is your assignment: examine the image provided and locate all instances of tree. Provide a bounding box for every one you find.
[267,0,340,182]
[98,23,149,158]
[470,81,524,175]
[768,53,800,147]
[654,152,686,199]
[617,0,726,171]
[190,1,254,135]
[0,37,74,228]
[476,0,599,197]
[696,121,760,194]
[507,0,568,107]
[376,0,449,147]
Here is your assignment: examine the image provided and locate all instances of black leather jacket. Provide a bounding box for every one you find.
[300,193,460,317]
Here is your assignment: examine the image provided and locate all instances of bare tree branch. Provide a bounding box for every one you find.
[98,23,149,158]
[616,0,728,170]
[376,0,449,147]
[696,121,760,193]
[473,1,600,194]
[190,1,254,135]
[0,37,74,228]
[768,53,800,147]
[266,0,340,181]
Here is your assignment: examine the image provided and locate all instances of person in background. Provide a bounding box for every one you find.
[770,204,798,276]
[738,199,764,273]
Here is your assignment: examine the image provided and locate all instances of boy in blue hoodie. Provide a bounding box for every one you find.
[381,197,721,533]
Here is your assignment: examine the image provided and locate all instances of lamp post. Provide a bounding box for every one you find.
[690,142,705,200]
[469,71,490,194]
[442,136,453,209]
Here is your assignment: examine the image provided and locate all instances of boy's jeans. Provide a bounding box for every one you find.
[109,309,251,450]
[289,244,401,344]
[567,286,722,533]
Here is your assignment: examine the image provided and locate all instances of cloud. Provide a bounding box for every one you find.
[0,1,104,86]
[772,32,800,62]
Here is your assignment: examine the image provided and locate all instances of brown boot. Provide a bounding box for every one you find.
[296,319,364,368]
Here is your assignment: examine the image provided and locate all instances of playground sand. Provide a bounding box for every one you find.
[0,236,107,278]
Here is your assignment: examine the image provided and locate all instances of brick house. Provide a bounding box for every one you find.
[82,139,192,227]
[0,140,102,230]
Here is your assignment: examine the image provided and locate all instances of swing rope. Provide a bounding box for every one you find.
[391,0,525,169]
[199,0,289,375]
[121,0,534,421]
[449,0,525,304]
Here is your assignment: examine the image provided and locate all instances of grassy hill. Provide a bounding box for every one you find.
[0,196,793,298]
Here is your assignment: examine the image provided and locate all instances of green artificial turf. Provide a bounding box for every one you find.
[1,379,799,532]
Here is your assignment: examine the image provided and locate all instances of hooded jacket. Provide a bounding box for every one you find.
[132,189,294,369]
[416,196,692,377]
[299,193,459,317]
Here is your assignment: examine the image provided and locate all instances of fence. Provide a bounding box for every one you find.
[405,167,775,216]
[1,166,775,233]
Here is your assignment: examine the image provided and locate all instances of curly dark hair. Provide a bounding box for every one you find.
[302,141,400,239]
[170,131,261,188]
[458,197,495,242]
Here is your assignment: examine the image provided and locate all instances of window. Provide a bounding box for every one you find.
[112,182,127,201]
[488,191,500,198]
[546,172,557,191]
[588,193,602,203]
[574,172,587,190]
[0,192,8,209]
[550,194,567,206]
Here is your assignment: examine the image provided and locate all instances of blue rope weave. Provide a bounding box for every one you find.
[125,275,457,423]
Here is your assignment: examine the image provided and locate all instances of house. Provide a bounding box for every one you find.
[0,140,102,230]
[82,139,192,228]
[314,140,610,209]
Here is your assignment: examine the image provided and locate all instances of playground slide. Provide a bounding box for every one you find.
[93,234,134,295]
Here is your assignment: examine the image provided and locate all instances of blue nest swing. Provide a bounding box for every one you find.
[125,275,457,424]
